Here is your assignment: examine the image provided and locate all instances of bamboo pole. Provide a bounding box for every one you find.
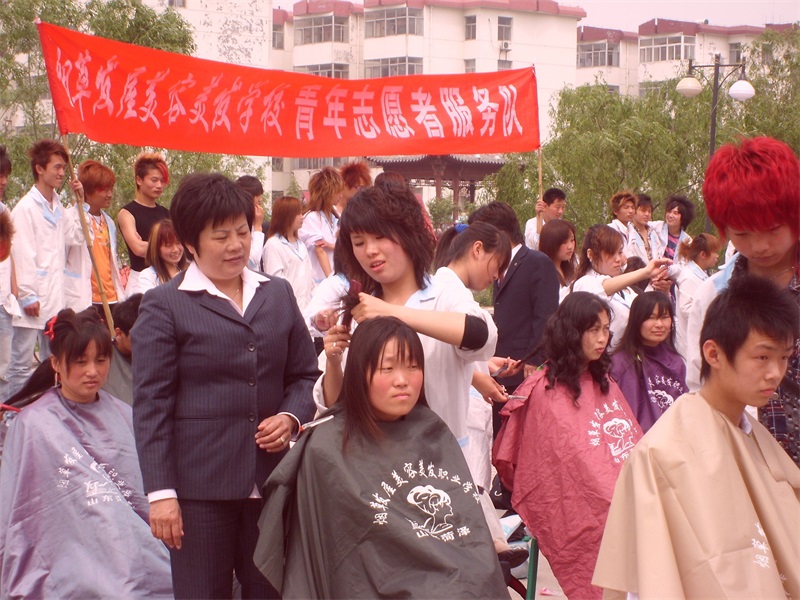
[536,147,544,234]
[62,137,115,338]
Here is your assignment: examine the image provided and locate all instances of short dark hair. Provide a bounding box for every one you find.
[49,308,113,373]
[374,170,408,192]
[541,292,612,403]
[433,221,511,273]
[468,201,524,246]
[635,193,653,210]
[615,292,677,375]
[664,194,695,230]
[112,294,143,335]
[543,187,566,205]
[29,139,68,182]
[0,145,12,176]
[339,316,427,451]
[700,274,800,380]
[338,185,434,297]
[170,173,254,257]
[235,175,264,199]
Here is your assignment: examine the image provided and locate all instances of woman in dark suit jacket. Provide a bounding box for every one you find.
[132,173,318,599]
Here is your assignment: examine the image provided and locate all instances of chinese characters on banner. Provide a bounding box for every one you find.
[37,21,540,158]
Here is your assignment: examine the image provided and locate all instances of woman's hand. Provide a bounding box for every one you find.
[323,324,351,366]
[255,414,296,452]
[351,293,395,323]
[150,498,184,549]
[488,356,524,378]
[472,371,508,404]
[643,258,672,277]
[313,309,339,333]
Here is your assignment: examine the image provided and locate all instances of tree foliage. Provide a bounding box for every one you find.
[0,0,260,220]
[483,27,800,240]
[427,196,456,230]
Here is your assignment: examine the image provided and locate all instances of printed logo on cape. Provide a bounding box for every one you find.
[369,459,479,542]
[587,398,636,462]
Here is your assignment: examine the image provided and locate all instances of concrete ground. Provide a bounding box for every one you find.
[509,549,564,600]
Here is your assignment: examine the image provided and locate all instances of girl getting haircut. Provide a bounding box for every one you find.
[307,167,344,213]
[145,219,187,284]
[702,136,800,238]
[433,222,511,272]
[539,219,577,287]
[614,291,677,375]
[267,196,303,239]
[338,185,435,297]
[677,232,721,264]
[4,309,112,409]
[338,316,427,450]
[540,292,612,403]
[574,224,625,282]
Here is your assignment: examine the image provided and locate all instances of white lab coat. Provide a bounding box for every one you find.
[10,187,65,329]
[63,204,126,312]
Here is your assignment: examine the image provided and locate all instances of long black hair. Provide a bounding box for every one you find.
[614,292,677,378]
[433,222,511,273]
[541,292,612,403]
[339,317,427,451]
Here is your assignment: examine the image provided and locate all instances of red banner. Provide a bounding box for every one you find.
[37,22,539,158]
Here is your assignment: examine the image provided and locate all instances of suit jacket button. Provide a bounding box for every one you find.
[248,378,255,386]
[248,413,256,422]
[247,343,255,352]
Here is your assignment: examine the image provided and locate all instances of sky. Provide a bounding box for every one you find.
[568,0,800,31]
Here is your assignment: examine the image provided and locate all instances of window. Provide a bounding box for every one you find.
[295,63,349,79]
[464,58,476,73]
[465,15,476,40]
[297,157,339,170]
[271,190,284,200]
[271,158,284,172]
[607,85,620,94]
[729,42,743,63]
[639,81,664,97]
[272,23,284,50]
[294,15,348,45]
[497,59,512,71]
[365,8,423,38]
[497,17,512,42]
[168,0,185,7]
[577,42,620,68]
[365,57,423,78]
[639,35,694,63]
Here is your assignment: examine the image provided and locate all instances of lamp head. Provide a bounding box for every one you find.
[728,78,755,101]
[677,76,703,98]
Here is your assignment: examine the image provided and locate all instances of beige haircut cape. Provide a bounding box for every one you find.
[593,393,800,599]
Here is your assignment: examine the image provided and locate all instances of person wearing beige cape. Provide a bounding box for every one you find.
[593,274,800,599]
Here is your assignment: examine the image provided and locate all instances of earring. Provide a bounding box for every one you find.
[54,371,60,387]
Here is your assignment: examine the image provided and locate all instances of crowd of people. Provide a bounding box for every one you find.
[0,134,797,600]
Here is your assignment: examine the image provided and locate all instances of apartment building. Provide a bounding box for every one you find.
[575,25,639,95]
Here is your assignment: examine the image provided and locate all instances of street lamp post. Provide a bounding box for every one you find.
[676,53,755,231]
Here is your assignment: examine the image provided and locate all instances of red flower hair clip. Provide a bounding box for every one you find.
[44,315,57,342]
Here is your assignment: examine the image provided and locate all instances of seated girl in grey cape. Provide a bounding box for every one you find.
[254,317,507,599]
[0,309,172,599]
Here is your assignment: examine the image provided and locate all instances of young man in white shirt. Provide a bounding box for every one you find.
[523,187,566,250]
[7,140,74,398]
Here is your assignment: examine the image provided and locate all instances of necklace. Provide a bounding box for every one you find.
[769,265,795,283]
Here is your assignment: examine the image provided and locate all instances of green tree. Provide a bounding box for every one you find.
[0,0,260,222]
[427,196,456,230]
